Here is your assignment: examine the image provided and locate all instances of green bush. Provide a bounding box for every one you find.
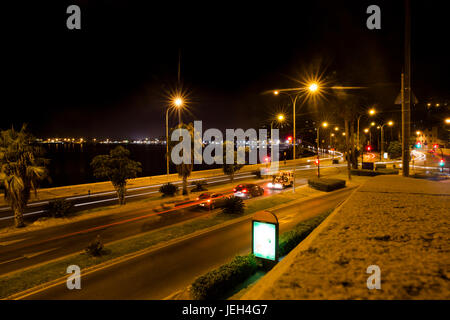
[191,254,260,300]
[85,235,104,257]
[387,141,402,159]
[159,183,178,196]
[222,196,245,214]
[46,198,73,218]
[308,178,346,192]
[376,168,399,175]
[191,180,208,192]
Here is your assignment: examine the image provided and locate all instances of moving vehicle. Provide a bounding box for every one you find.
[267,171,294,189]
[233,184,264,199]
[196,192,229,210]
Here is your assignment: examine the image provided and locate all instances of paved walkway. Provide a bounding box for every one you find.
[242,175,450,299]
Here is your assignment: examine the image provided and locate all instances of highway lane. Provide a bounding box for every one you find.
[0,157,339,226]
[0,165,343,277]
[22,186,354,300]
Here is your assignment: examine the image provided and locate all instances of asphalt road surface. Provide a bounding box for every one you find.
[0,165,345,277]
[21,186,354,300]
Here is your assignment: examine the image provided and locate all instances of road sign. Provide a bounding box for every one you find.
[252,211,279,261]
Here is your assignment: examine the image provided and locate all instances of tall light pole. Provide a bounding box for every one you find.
[273,82,319,162]
[166,97,184,181]
[402,0,412,177]
[380,121,394,161]
[317,122,328,178]
[357,108,376,167]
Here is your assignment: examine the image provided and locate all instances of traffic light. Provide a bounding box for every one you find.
[439,159,445,167]
[264,156,270,163]
[433,144,439,149]
[315,158,320,165]
[415,141,422,149]
[365,145,372,152]
[287,136,292,144]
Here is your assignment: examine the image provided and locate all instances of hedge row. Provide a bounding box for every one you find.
[191,211,332,300]
[350,168,399,176]
[191,254,260,300]
[307,178,346,192]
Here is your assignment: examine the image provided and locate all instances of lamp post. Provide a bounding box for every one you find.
[380,120,394,161]
[166,97,184,181]
[270,114,285,142]
[317,122,328,178]
[273,82,319,162]
[357,108,376,167]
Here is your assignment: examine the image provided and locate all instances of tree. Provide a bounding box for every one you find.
[91,146,142,205]
[387,141,402,159]
[222,141,244,183]
[0,125,48,227]
[169,123,194,195]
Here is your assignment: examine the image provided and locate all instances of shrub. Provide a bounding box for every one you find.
[191,254,260,300]
[85,235,104,257]
[351,169,399,176]
[308,178,346,192]
[159,183,178,196]
[46,198,73,218]
[252,170,262,179]
[387,141,402,159]
[222,196,245,214]
[191,180,208,192]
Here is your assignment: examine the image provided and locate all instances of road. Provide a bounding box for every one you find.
[0,165,344,276]
[0,156,342,227]
[21,186,354,300]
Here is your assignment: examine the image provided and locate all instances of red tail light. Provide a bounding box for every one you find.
[233,188,236,192]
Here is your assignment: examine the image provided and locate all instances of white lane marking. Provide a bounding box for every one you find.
[0,238,28,246]
[23,247,59,259]
[0,248,59,265]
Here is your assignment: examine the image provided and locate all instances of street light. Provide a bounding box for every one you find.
[357,108,376,167]
[445,118,450,124]
[316,121,328,178]
[379,120,394,161]
[270,113,285,143]
[166,96,185,180]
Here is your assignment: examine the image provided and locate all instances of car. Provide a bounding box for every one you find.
[196,192,229,210]
[233,184,264,199]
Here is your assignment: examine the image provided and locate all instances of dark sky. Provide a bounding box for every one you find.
[2,0,449,139]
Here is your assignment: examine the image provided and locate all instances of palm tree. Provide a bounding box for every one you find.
[169,123,194,195]
[0,125,48,227]
[91,146,142,205]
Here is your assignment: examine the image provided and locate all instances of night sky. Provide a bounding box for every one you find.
[2,1,449,139]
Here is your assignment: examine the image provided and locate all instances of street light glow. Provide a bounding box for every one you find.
[334,127,339,131]
[371,122,376,127]
[309,83,319,92]
[273,90,279,95]
[445,118,450,124]
[416,131,421,135]
[173,97,183,107]
[277,114,285,121]
[364,128,369,133]
[388,121,394,126]
[322,122,328,128]
[369,108,376,115]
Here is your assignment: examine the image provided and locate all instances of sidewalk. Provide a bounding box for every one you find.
[242,175,450,299]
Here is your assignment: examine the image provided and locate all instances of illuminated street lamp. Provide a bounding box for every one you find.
[316,121,328,178]
[270,113,285,144]
[379,121,394,161]
[445,118,450,124]
[356,108,376,166]
[166,96,185,180]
